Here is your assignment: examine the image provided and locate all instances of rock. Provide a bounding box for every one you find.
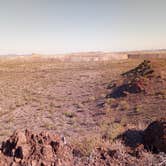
[108,60,155,98]
[42,145,53,160]
[0,130,73,165]
[122,60,154,79]
[31,160,38,166]
[14,157,21,163]
[16,131,27,145]
[143,118,166,153]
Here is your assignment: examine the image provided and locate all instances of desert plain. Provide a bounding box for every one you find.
[0,53,165,165]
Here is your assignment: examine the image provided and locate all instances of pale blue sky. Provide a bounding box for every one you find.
[0,0,165,54]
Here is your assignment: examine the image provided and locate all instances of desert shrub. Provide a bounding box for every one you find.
[119,100,130,111]
[100,122,124,141]
[63,111,76,118]
[134,105,143,112]
[72,136,101,157]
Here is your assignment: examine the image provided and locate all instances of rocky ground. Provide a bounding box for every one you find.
[0,58,165,165]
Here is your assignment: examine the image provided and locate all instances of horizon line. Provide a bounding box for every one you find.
[0,48,166,56]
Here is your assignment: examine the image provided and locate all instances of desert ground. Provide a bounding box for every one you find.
[0,57,165,165]
[0,58,142,140]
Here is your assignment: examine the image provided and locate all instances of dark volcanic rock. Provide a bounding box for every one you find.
[122,60,154,79]
[108,60,155,98]
[143,118,166,153]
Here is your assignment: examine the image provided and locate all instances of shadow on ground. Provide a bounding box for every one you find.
[117,129,144,148]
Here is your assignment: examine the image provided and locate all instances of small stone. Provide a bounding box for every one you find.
[31,160,38,166]
[42,145,53,160]
[16,131,27,145]
[14,157,21,163]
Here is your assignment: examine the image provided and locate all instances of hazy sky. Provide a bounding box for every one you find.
[0,0,166,54]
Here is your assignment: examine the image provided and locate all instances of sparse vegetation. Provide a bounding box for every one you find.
[72,136,101,157]
[0,58,165,165]
[63,111,76,118]
[100,121,125,141]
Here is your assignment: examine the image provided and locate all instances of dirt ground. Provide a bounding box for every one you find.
[0,58,166,165]
[0,59,127,140]
[0,59,166,139]
[0,58,165,144]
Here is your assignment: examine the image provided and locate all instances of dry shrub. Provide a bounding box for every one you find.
[100,122,125,141]
[72,135,102,157]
